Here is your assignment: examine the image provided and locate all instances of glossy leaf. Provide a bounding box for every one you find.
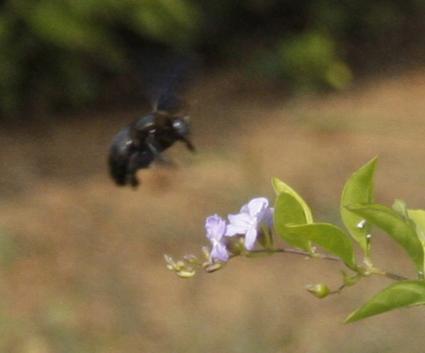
[345,280,425,323]
[340,157,377,253]
[285,223,356,269]
[348,204,424,272]
[274,192,311,250]
[272,177,313,223]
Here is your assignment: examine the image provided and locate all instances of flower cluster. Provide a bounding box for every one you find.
[165,197,274,277]
[207,197,274,262]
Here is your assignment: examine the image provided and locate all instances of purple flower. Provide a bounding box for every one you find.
[205,214,229,262]
[225,197,273,250]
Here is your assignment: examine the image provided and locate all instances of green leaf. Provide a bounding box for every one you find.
[272,177,313,223]
[29,2,110,50]
[393,199,408,220]
[348,204,424,272]
[345,280,425,323]
[274,192,311,250]
[408,209,425,245]
[285,223,356,269]
[408,210,425,276]
[340,157,377,254]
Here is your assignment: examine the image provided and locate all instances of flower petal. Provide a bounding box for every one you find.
[261,207,274,228]
[210,241,229,262]
[228,213,252,226]
[205,214,226,241]
[244,227,258,250]
[226,213,252,236]
[246,197,269,217]
[225,223,247,236]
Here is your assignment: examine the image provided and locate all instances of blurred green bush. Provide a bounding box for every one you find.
[0,0,423,117]
[0,0,201,116]
[251,32,352,90]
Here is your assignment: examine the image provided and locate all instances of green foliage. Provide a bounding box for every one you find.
[0,0,201,116]
[407,209,425,247]
[129,0,200,45]
[273,177,356,268]
[279,159,425,320]
[277,32,352,90]
[393,199,409,219]
[251,31,353,91]
[274,192,311,251]
[340,158,377,255]
[0,0,423,116]
[345,280,425,323]
[348,204,424,273]
[273,178,313,250]
[272,177,313,223]
[285,223,356,269]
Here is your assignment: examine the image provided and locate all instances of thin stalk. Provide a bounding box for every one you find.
[246,248,408,281]
[370,268,408,281]
[246,248,339,261]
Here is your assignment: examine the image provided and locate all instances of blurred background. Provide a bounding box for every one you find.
[0,1,425,352]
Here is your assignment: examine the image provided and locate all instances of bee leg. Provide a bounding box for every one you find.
[129,173,140,188]
[182,138,196,152]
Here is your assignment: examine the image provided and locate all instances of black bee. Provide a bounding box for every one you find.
[107,46,199,188]
[108,108,195,188]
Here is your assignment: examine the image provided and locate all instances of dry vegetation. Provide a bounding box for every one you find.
[0,69,425,353]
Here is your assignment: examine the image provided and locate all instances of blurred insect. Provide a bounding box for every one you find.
[108,107,195,188]
[108,54,197,188]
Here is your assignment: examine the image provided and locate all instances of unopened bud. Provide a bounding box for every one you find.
[201,246,210,261]
[164,254,177,271]
[183,254,199,264]
[204,262,224,273]
[176,269,196,278]
[305,283,330,299]
[175,260,186,271]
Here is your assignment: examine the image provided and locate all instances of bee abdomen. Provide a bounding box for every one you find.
[108,127,133,186]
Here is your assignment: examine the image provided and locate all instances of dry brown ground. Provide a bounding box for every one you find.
[0,69,425,353]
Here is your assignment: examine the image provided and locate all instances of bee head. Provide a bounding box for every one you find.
[172,116,191,138]
[172,116,195,152]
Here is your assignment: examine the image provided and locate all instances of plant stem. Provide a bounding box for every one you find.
[247,248,340,261]
[247,248,408,281]
[370,268,408,281]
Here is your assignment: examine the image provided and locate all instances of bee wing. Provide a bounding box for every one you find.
[130,47,200,114]
[152,54,199,114]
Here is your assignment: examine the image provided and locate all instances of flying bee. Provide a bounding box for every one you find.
[107,49,199,188]
[108,106,195,188]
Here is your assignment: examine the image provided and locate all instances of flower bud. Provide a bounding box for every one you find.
[175,260,186,271]
[305,283,330,299]
[176,269,196,278]
[201,246,210,260]
[164,254,177,271]
[204,262,224,273]
[183,254,200,265]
